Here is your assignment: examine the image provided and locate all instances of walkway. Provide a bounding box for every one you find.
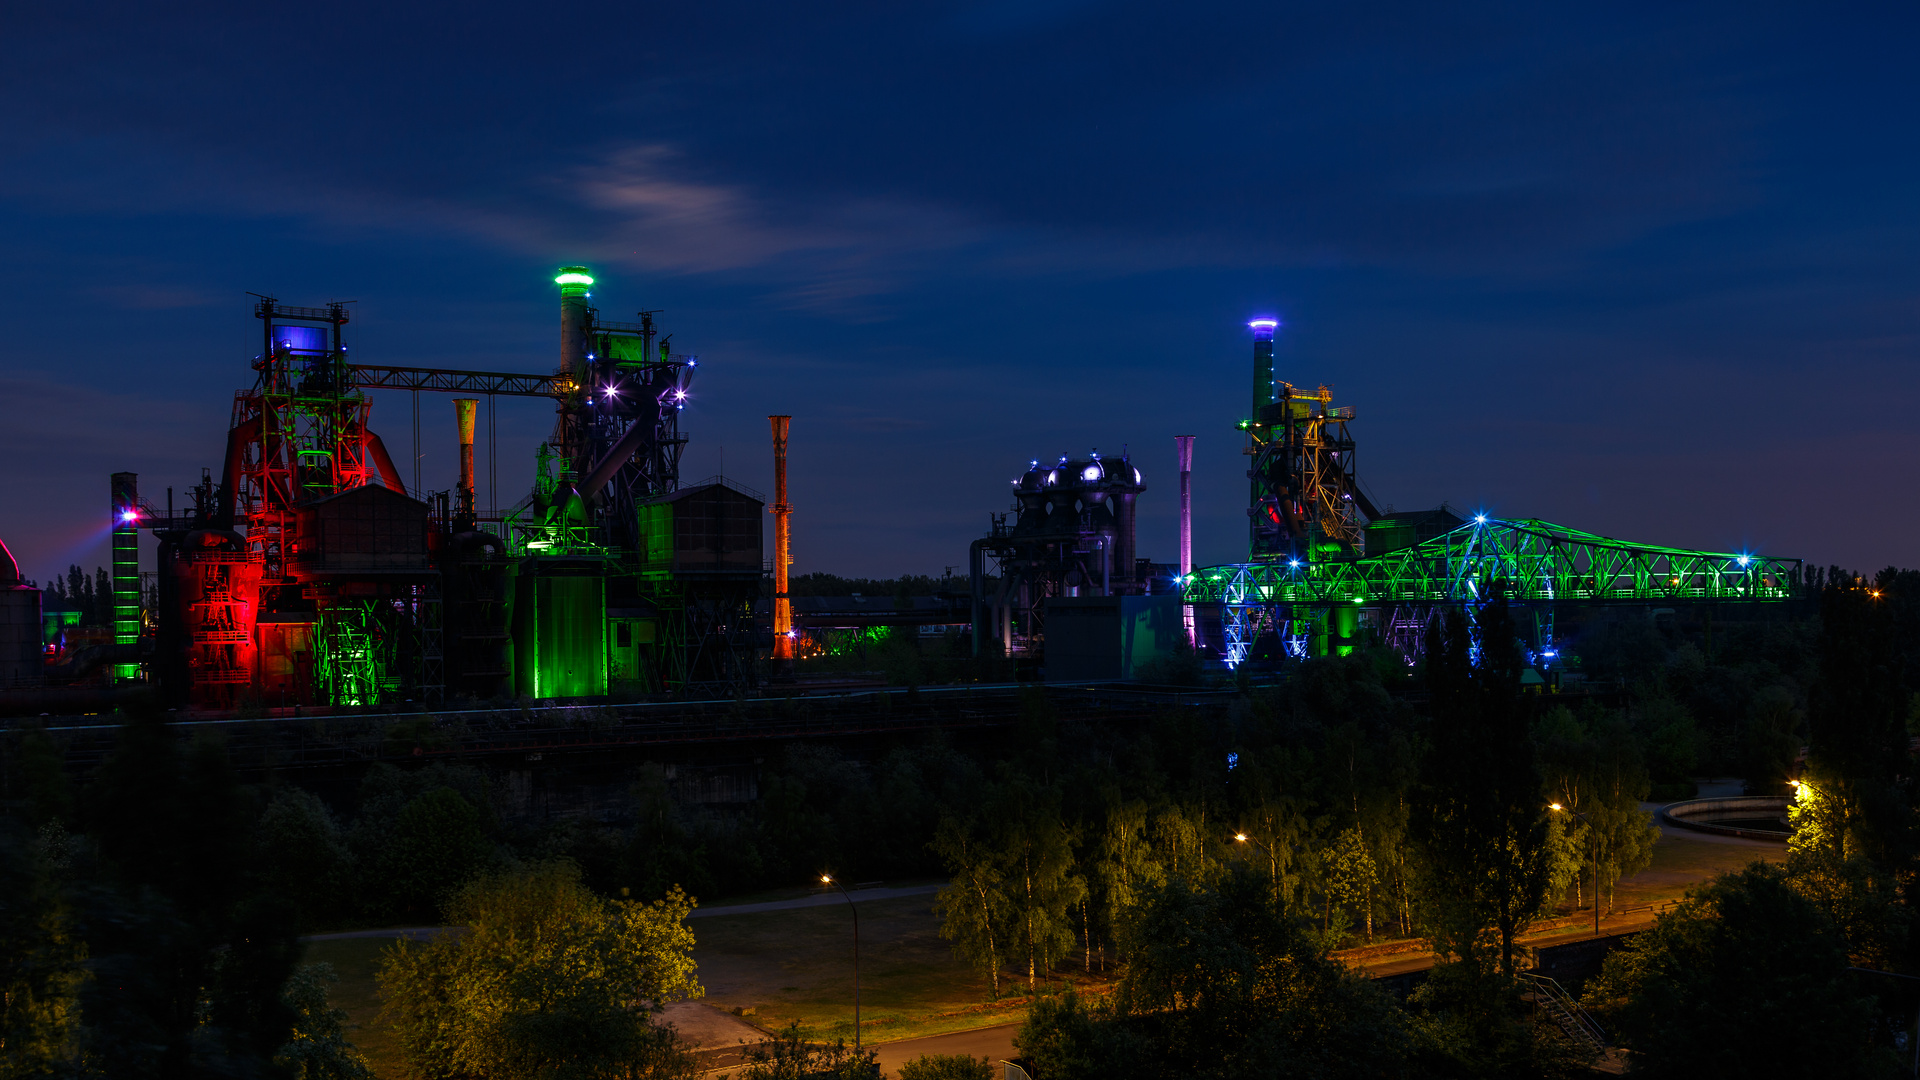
[300,882,947,942]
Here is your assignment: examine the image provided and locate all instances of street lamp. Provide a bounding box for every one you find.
[1232,832,1284,903]
[821,874,861,1050]
[1549,804,1603,937]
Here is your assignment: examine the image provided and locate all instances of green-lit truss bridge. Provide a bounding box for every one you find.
[1180,517,1801,667]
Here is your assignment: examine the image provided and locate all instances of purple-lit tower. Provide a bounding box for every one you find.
[1176,434,1195,644]
[1175,435,1194,577]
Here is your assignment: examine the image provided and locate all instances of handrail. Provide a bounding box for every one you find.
[1519,972,1607,1049]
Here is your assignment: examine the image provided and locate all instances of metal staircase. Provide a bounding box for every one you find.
[1519,972,1608,1055]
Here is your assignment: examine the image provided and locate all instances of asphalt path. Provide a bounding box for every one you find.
[300,882,947,942]
[872,1022,1021,1075]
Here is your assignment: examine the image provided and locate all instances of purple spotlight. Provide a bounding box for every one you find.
[1248,317,1280,342]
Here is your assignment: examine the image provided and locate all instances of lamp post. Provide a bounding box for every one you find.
[821,874,860,1050]
[1233,832,1282,903]
[1549,804,1602,937]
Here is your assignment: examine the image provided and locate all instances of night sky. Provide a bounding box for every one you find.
[2,3,1914,583]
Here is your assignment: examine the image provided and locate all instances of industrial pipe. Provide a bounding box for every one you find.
[364,432,409,496]
[769,416,792,665]
[454,398,478,519]
[969,538,990,658]
[576,419,649,503]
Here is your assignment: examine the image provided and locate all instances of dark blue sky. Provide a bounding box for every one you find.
[2,2,1914,581]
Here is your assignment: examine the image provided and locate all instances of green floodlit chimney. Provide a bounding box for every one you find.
[553,265,595,468]
[556,265,594,380]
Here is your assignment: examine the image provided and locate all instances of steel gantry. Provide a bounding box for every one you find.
[1181,516,1802,667]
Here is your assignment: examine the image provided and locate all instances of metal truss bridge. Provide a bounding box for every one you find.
[1180,517,1801,666]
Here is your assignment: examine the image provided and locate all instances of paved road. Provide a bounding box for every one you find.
[688,883,942,918]
[872,1022,1020,1075]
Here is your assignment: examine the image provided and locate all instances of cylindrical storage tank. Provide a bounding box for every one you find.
[0,538,42,688]
[174,529,259,709]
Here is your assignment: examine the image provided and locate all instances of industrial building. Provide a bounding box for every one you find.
[0,277,1812,711]
[0,268,767,713]
[964,316,1806,681]
[1178,319,1805,671]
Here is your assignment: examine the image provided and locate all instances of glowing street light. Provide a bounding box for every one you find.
[820,874,861,1050]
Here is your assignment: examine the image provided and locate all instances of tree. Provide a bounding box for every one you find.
[258,788,355,931]
[0,821,83,1076]
[931,817,1010,997]
[275,963,375,1080]
[1584,716,1659,915]
[1410,600,1554,975]
[377,786,493,920]
[78,712,302,1079]
[1016,866,1412,1079]
[1538,707,1659,916]
[991,778,1084,991]
[1789,572,1917,968]
[379,862,702,1080]
[1583,862,1890,1079]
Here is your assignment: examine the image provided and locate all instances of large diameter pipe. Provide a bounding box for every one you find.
[454,398,478,517]
[769,415,793,663]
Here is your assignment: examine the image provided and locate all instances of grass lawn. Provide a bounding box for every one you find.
[301,937,410,1080]
[692,892,1093,1046]
[305,828,1782,1073]
[303,890,1052,1075]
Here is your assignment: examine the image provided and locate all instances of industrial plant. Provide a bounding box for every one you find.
[0,272,1806,715]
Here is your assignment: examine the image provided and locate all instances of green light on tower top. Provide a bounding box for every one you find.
[555,266,595,288]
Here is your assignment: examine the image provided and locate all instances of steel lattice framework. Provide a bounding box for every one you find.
[1183,516,1800,667]
[1184,517,1801,606]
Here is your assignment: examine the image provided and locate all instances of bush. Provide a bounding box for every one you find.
[1582,862,1890,1079]
[898,1054,994,1080]
[735,1022,879,1079]
[378,862,702,1080]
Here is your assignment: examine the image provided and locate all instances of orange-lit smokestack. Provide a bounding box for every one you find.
[455,398,478,521]
[770,415,793,663]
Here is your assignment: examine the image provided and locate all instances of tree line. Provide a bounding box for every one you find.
[4,569,1915,1076]
[996,570,1920,1078]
